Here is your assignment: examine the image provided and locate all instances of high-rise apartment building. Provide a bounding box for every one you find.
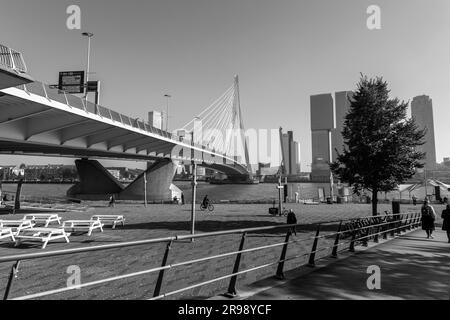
[332,91,353,161]
[281,131,301,176]
[310,94,334,181]
[411,95,437,170]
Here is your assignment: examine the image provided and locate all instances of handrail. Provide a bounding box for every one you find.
[0,44,27,73]
[0,212,408,264]
[0,211,421,300]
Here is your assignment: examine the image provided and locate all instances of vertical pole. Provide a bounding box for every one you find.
[308,224,321,267]
[373,218,380,243]
[153,241,172,298]
[332,221,343,258]
[226,233,246,297]
[3,260,20,300]
[191,163,197,240]
[14,178,23,211]
[349,228,357,252]
[278,175,282,216]
[276,230,292,279]
[85,36,91,105]
[143,171,148,208]
[328,130,334,202]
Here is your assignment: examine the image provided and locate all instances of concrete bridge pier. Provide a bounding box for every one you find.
[67,158,180,202]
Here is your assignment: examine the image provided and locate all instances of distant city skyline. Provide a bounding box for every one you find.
[1,0,450,170]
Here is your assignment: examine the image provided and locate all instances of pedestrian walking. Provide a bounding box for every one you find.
[108,194,116,208]
[412,195,417,206]
[287,209,297,236]
[181,193,185,205]
[441,204,450,243]
[421,199,436,239]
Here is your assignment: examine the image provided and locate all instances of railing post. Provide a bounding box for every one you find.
[3,260,20,300]
[390,216,396,237]
[382,218,388,239]
[276,230,292,279]
[373,218,380,243]
[308,224,321,267]
[405,215,411,231]
[225,233,246,297]
[349,229,357,252]
[396,214,403,235]
[153,240,173,298]
[331,221,343,258]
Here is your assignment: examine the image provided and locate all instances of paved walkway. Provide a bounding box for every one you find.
[248,229,450,300]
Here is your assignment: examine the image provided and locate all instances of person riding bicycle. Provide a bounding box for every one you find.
[202,195,210,208]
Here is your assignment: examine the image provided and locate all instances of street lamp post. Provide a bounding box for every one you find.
[164,94,171,132]
[82,32,94,105]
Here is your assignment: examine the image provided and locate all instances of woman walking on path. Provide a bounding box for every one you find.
[441,204,450,243]
[421,199,436,239]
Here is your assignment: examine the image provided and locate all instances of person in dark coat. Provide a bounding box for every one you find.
[441,204,450,243]
[421,199,436,239]
[287,209,297,236]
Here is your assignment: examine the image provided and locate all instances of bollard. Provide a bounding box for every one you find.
[331,221,343,258]
[153,241,173,298]
[275,230,292,279]
[308,224,321,267]
[225,233,246,297]
[3,260,20,300]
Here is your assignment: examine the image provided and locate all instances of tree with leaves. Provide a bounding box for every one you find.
[331,76,426,216]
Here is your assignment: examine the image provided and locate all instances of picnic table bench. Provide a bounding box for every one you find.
[0,227,15,242]
[15,228,70,249]
[0,220,34,234]
[23,214,61,227]
[91,215,125,229]
[63,220,104,236]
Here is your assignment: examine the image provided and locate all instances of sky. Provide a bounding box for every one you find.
[1,0,450,170]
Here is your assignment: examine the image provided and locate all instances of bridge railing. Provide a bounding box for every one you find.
[11,80,244,163]
[14,81,180,145]
[0,44,28,74]
[0,211,421,300]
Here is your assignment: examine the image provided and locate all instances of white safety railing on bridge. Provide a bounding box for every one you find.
[0,44,28,74]
[13,81,232,160]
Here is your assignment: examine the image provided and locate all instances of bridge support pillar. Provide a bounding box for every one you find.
[67,159,124,200]
[119,158,180,202]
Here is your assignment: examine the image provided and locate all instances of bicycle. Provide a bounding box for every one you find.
[200,202,215,212]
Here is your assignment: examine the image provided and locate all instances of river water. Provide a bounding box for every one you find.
[2,181,441,203]
[1,182,333,202]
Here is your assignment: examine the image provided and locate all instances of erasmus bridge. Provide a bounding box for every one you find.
[0,43,252,201]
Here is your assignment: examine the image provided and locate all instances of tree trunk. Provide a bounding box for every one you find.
[372,188,378,216]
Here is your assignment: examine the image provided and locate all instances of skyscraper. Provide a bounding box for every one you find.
[411,95,437,170]
[310,94,334,181]
[332,91,353,161]
[281,131,301,176]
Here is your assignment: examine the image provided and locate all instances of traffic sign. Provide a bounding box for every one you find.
[58,71,85,94]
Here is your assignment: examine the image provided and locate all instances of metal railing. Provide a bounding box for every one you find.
[0,211,422,300]
[0,44,28,73]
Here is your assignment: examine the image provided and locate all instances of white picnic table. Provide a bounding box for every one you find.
[0,227,15,242]
[63,220,104,236]
[15,227,70,249]
[91,215,125,229]
[23,214,61,227]
[0,220,34,235]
